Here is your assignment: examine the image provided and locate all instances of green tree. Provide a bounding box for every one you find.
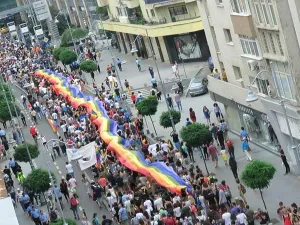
[159,110,181,129]
[80,60,97,73]
[180,123,212,174]
[0,100,20,122]
[59,49,77,65]
[53,47,67,60]
[61,28,88,46]
[13,143,39,163]
[0,83,14,101]
[241,160,276,215]
[136,96,158,136]
[50,218,77,225]
[23,169,56,193]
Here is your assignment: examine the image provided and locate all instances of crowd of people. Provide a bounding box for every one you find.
[0,35,289,225]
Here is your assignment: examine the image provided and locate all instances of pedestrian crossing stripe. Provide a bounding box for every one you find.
[125,88,150,105]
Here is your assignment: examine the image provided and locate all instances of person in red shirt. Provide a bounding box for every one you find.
[208,143,218,168]
[131,92,137,105]
[29,126,37,137]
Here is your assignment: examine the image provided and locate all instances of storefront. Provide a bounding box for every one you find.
[163,31,210,63]
[214,94,278,152]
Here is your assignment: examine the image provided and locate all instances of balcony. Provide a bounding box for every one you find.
[96,0,108,7]
[123,0,140,8]
[207,76,266,112]
[144,0,168,4]
[101,17,203,37]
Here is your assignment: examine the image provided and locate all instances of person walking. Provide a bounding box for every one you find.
[187,144,195,163]
[203,106,211,125]
[213,103,223,121]
[242,137,252,161]
[65,162,74,177]
[92,213,100,225]
[240,127,249,140]
[124,79,130,93]
[166,94,174,109]
[136,58,141,72]
[60,179,69,202]
[54,185,63,209]
[175,92,182,111]
[279,146,290,174]
[208,142,218,168]
[31,109,38,124]
[20,112,27,126]
[117,58,122,71]
[226,140,235,158]
[70,196,80,220]
[189,108,196,122]
[40,209,49,225]
[118,203,130,225]
[217,127,225,149]
[148,65,154,78]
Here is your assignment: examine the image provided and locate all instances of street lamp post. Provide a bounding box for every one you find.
[131,31,176,133]
[246,63,300,174]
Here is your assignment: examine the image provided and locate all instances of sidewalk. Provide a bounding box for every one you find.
[83,45,207,90]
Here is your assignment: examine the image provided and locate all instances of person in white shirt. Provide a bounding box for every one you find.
[52,112,58,121]
[236,208,247,225]
[68,124,75,134]
[153,195,163,210]
[161,140,169,152]
[41,136,47,147]
[68,177,77,190]
[65,162,74,177]
[222,208,231,225]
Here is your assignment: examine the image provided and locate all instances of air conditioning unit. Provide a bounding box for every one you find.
[247,60,258,71]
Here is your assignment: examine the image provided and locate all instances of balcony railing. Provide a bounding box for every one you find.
[144,0,168,4]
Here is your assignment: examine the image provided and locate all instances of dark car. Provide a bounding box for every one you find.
[187,67,210,97]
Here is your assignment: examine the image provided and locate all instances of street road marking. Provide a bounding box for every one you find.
[58,171,62,174]
[62,176,65,179]
[53,162,57,165]
[56,165,59,170]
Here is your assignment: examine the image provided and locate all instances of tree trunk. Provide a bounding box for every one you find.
[259,189,270,222]
[199,146,209,175]
[149,115,157,136]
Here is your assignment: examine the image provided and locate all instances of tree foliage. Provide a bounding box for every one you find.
[61,28,88,46]
[59,49,77,65]
[13,143,39,163]
[136,96,158,117]
[50,218,77,225]
[180,123,212,147]
[0,100,20,122]
[53,47,67,60]
[23,169,56,193]
[80,60,97,73]
[0,83,14,101]
[241,160,276,190]
[159,110,181,128]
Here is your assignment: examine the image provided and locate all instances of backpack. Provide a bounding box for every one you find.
[50,210,57,221]
[70,198,77,207]
[240,184,246,194]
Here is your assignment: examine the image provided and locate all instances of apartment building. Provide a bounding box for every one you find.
[96,0,210,63]
[53,0,97,28]
[197,0,300,162]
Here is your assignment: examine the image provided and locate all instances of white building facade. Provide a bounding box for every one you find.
[197,0,300,166]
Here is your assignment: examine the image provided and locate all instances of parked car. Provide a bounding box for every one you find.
[187,67,210,97]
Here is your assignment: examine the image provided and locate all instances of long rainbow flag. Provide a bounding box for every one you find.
[35,69,191,194]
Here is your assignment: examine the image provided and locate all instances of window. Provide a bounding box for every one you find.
[150,9,155,17]
[116,7,127,16]
[230,0,250,14]
[272,61,295,100]
[146,9,150,18]
[216,0,223,5]
[233,66,242,79]
[210,26,220,51]
[256,79,269,95]
[260,30,284,56]
[169,5,188,17]
[253,0,277,26]
[239,35,260,57]
[224,29,233,43]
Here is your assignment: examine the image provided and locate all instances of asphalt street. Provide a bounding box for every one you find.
[3,47,300,224]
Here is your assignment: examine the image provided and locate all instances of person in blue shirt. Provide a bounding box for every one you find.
[151,77,157,89]
[31,205,41,225]
[92,213,100,225]
[240,127,249,140]
[116,58,122,71]
[22,193,31,209]
[8,158,17,175]
[26,202,33,217]
[54,185,63,209]
[40,210,49,225]
[242,137,252,161]
[118,203,129,224]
